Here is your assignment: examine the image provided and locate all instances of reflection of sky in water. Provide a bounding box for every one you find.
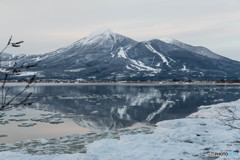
[4,84,240,131]
[0,108,90,143]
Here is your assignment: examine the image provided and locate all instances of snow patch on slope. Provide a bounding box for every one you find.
[145,44,171,67]
[117,48,128,59]
[110,52,115,58]
[126,65,134,71]
[0,68,7,73]
[64,68,86,72]
[129,59,160,73]
[159,37,176,43]
[16,72,38,76]
[181,65,189,72]
[116,46,161,73]
[33,55,49,62]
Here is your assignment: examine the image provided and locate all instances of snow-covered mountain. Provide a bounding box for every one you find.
[160,37,225,60]
[2,28,240,81]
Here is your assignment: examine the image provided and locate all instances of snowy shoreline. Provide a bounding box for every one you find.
[1,99,240,159]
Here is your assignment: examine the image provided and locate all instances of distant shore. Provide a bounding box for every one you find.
[3,81,240,86]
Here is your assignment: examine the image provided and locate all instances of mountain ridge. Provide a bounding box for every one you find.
[2,28,240,81]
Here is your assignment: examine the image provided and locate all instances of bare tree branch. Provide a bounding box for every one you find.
[216,105,240,129]
[0,36,38,111]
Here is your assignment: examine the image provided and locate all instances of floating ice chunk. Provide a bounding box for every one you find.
[31,115,53,122]
[8,118,28,122]
[31,114,64,124]
[61,113,77,118]
[10,113,26,117]
[0,119,8,124]
[18,122,37,127]
[0,112,6,118]
[49,118,64,124]
[0,134,7,138]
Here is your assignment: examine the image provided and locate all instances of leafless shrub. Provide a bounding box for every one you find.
[216,105,240,129]
[0,36,37,110]
[0,36,24,67]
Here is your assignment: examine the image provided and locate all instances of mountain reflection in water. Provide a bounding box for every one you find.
[6,84,240,131]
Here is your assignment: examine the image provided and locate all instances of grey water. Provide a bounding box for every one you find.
[5,84,240,131]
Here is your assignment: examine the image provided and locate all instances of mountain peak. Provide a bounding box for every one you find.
[86,27,115,41]
[89,27,113,37]
[161,38,224,60]
[75,27,116,45]
[159,37,178,43]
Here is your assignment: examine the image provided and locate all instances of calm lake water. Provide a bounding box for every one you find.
[5,84,240,131]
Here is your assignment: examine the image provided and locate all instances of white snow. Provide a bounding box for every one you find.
[117,47,128,59]
[34,57,41,61]
[33,56,49,62]
[16,72,38,76]
[126,65,134,71]
[145,44,171,67]
[0,68,7,73]
[85,99,240,159]
[159,37,176,43]
[88,76,96,79]
[129,59,160,73]
[181,65,189,72]
[1,100,240,159]
[168,57,176,63]
[47,27,121,57]
[76,78,86,81]
[88,27,114,40]
[116,46,132,59]
[110,52,115,58]
[76,27,116,45]
[64,68,86,72]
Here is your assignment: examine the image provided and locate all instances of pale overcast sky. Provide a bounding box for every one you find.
[0,0,239,61]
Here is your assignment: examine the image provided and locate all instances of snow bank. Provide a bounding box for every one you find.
[1,100,240,159]
[84,100,240,159]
